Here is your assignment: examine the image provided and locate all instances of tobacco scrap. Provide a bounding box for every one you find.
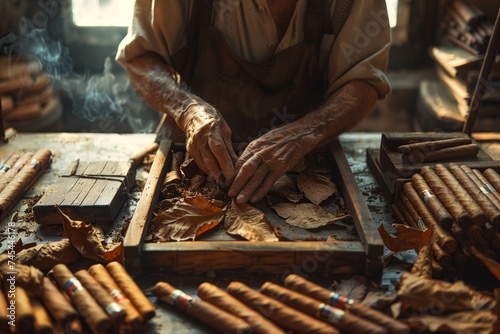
[269,174,302,203]
[16,239,81,271]
[271,202,350,229]
[224,199,278,242]
[404,310,496,334]
[0,254,44,295]
[297,171,337,205]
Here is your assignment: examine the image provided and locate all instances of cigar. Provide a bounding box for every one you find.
[0,148,52,215]
[483,168,500,193]
[472,169,500,207]
[397,138,472,153]
[411,173,454,230]
[6,285,34,334]
[88,264,143,330]
[0,95,14,113]
[420,166,472,227]
[410,245,433,278]
[434,164,487,225]
[39,277,80,330]
[130,142,159,167]
[227,281,338,334]
[466,223,483,244]
[261,282,387,334]
[431,258,444,278]
[52,264,111,334]
[153,281,252,334]
[396,200,417,228]
[431,242,452,268]
[462,166,500,211]
[0,74,34,92]
[197,282,284,334]
[403,144,479,163]
[402,183,457,254]
[448,163,500,225]
[4,102,42,122]
[283,275,410,334]
[163,150,184,191]
[475,238,491,254]
[450,223,465,243]
[0,153,19,180]
[74,270,126,329]
[0,152,33,193]
[0,289,9,334]
[105,261,156,322]
[30,296,53,334]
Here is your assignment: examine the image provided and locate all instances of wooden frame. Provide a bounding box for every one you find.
[124,139,383,280]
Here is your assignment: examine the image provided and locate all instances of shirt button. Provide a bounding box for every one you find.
[258,6,265,12]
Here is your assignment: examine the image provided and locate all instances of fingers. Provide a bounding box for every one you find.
[207,133,235,181]
[228,154,262,201]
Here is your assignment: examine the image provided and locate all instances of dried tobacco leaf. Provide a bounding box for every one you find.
[0,254,44,295]
[59,209,122,262]
[16,239,81,271]
[334,275,367,302]
[272,202,349,229]
[269,174,302,203]
[404,310,496,334]
[398,272,496,312]
[152,196,225,241]
[224,199,278,242]
[297,171,337,204]
[378,224,433,254]
[410,245,433,279]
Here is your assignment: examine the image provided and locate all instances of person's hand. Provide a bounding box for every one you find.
[228,126,311,203]
[181,104,237,182]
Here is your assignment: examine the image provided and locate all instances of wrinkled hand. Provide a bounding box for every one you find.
[228,126,311,203]
[181,104,237,181]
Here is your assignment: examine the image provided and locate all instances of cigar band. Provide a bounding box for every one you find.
[110,289,128,303]
[30,159,41,170]
[169,289,194,312]
[0,164,11,172]
[329,292,351,309]
[480,183,495,194]
[421,189,436,204]
[105,302,124,315]
[64,278,83,294]
[12,162,24,172]
[318,303,344,323]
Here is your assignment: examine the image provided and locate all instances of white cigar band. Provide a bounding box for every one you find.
[328,292,353,309]
[167,289,194,312]
[421,189,436,204]
[318,303,345,323]
[110,289,128,303]
[105,302,124,315]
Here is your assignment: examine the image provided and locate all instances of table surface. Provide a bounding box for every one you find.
[1,131,498,333]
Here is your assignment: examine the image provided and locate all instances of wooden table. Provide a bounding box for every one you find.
[1,132,498,333]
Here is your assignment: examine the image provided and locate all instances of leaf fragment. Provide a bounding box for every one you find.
[16,239,81,271]
[297,171,337,204]
[272,202,349,229]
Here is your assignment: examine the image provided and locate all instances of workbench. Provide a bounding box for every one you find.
[1,132,499,333]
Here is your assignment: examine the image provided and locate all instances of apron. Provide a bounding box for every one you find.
[171,0,352,142]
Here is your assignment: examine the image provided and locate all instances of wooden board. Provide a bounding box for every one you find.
[33,160,135,224]
[367,132,500,202]
[124,139,384,280]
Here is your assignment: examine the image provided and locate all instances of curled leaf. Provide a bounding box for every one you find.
[58,208,122,262]
[297,171,337,204]
[405,311,496,334]
[225,199,278,242]
[16,239,81,271]
[153,196,225,241]
[270,174,302,203]
[0,254,44,296]
[272,202,349,229]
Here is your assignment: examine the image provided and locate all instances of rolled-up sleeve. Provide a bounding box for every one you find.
[116,0,191,67]
[325,0,391,98]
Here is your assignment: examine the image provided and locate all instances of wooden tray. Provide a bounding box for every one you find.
[124,139,384,280]
[367,132,500,202]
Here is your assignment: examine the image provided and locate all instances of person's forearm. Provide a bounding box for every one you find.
[122,52,203,128]
[289,80,378,151]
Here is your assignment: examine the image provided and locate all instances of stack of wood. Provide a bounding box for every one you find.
[396,162,500,276]
[0,55,59,128]
[442,0,494,55]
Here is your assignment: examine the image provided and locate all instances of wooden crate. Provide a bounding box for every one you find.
[367,132,500,203]
[124,139,384,280]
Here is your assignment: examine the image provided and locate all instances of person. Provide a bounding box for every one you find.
[117,0,391,204]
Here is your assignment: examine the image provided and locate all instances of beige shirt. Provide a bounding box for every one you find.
[117,0,391,98]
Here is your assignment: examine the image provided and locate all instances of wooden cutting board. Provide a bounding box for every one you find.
[33,160,135,224]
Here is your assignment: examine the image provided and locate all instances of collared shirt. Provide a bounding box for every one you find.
[117,0,391,98]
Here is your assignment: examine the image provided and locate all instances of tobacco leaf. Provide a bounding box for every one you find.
[471,246,500,281]
[0,254,44,296]
[16,239,81,271]
[59,209,122,262]
[297,171,337,204]
[180,157,205,180]
[272,202,349,229]
[410,245,433,279]
[152,196,225,241]
[224,199,278,242]
[334,275,367,302]
[361,291,398,311]
[404,310,496,334]
[269,174,302,203]
[398,272,496,312]
[378,224,433,254]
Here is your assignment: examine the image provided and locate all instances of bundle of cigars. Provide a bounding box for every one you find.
[397,137,479,163]
[0,262,155,334]
[396,163,500,276]
[153,275,410,334]
[0,55,57,124]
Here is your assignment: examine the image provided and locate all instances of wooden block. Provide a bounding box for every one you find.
[33,160,135,224]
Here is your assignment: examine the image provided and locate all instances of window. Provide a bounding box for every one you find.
[71,0,134,27]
